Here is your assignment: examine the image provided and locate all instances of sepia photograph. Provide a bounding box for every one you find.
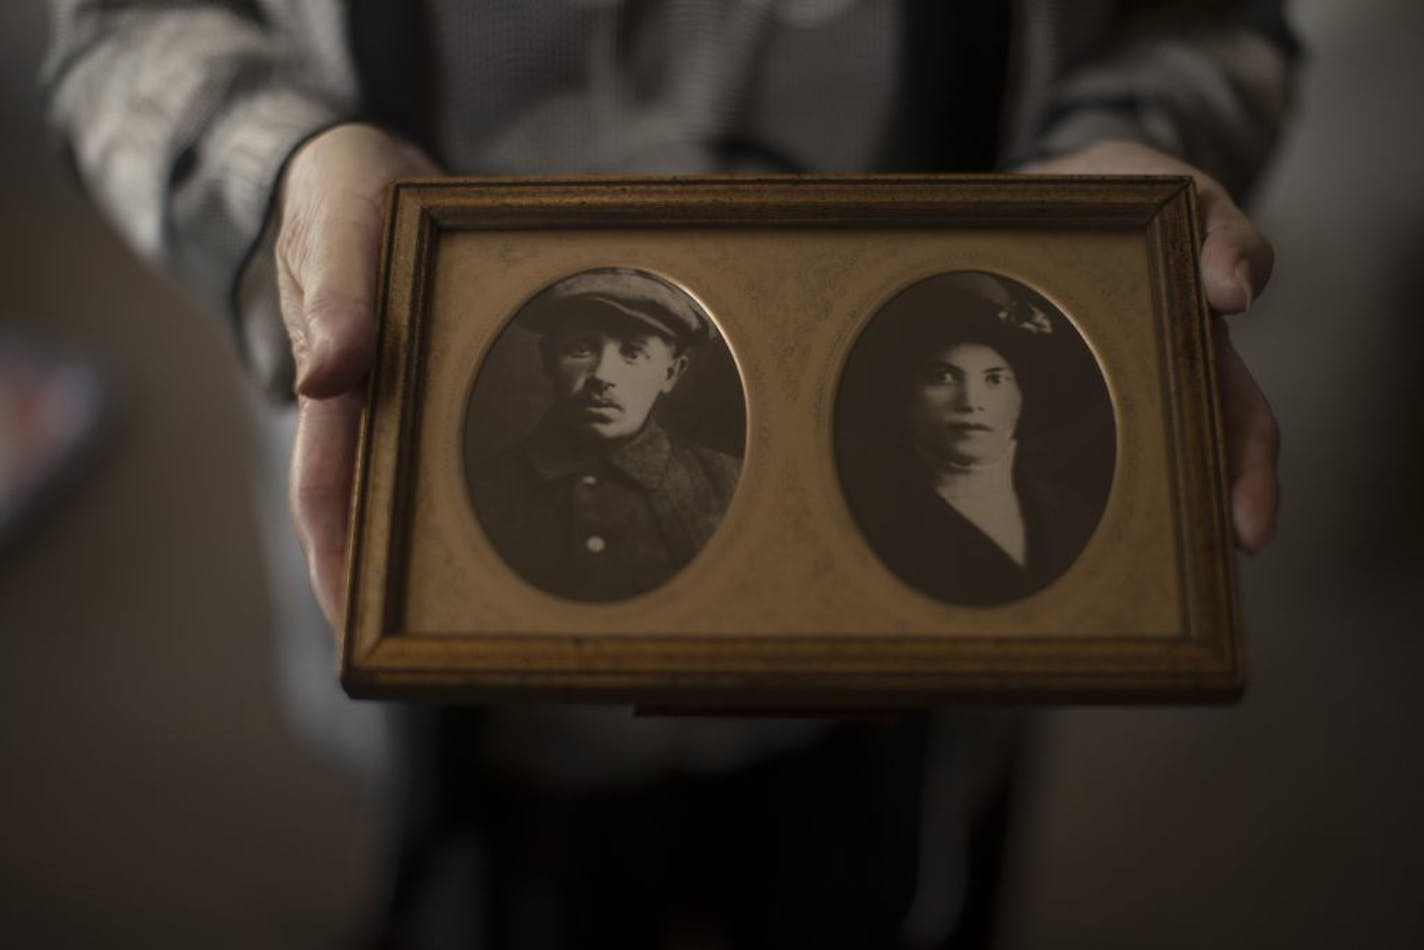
[343,175,1242,705]
[836,271,1115,606]
[463,267,745,602]
[16,4,1424,949]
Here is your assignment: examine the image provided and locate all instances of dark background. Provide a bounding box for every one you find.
[3,2,1422,947]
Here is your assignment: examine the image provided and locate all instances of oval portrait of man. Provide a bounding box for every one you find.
[835,271,1116,607]
[464,267,746,603]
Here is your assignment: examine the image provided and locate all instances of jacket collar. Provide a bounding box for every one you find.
[525,415,672,491]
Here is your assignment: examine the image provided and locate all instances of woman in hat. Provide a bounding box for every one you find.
[836,271,1113,606]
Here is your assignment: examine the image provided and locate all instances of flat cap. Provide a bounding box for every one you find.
[518,268,715,344]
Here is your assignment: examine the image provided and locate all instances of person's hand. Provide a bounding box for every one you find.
[1017,140,1279,553]
[275,123,439,631]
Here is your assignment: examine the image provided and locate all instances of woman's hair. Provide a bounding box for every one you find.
[840,271,1059,445]
[835,272,1119,548]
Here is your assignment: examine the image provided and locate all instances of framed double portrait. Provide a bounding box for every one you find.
[342,176,1242,706]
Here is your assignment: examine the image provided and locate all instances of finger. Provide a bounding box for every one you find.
[290,390,366,632]
[1013,140,1275,316]
[1196,179,1274,316]
[1217,330,1280,553]
[275,126,439,399]
[277,186,385,399]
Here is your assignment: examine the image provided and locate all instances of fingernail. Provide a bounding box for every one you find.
[294,323,329,394]
[1234,260,1254,313]
[1236,517,1259,556]
[291,349,311,393]
[288,316,313,390]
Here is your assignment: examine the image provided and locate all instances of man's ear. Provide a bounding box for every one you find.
[660,351,690,394]
[538,336,557,378]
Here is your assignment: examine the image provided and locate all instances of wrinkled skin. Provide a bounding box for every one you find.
[277,127,1279,632]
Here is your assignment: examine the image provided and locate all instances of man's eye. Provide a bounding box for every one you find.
[561,339,597,357]
[621,344,649,361]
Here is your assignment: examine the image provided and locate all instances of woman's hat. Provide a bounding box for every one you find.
[839,270,1066,441]
[877,271,1056,375]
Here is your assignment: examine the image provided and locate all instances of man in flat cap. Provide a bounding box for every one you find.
[469,267,741,602]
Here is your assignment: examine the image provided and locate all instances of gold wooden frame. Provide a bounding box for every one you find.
[342,176,1241,705]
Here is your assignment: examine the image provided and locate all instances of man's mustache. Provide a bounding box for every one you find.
[571,390,623,411]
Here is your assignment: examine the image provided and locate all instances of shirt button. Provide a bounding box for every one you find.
[584,535,606,554]
[580,474,599,488]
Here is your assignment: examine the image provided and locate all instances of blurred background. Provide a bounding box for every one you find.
[2,1,1420,947]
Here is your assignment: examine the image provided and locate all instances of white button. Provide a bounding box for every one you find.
[584,535,606,554]
[580,474,599,488]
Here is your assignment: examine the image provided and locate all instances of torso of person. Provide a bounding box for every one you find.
[470,418,740,602]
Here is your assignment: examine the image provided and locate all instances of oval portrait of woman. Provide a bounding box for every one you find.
[464,267,746,603]
[835,271,1116,606]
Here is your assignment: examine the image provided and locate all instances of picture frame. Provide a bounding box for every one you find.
[342,175,1241,706]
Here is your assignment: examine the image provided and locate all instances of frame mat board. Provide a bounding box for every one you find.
[342,176,1241,706]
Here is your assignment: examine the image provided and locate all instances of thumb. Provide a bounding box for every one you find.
[278,193,383,398]
[275,125,437,398]
[1196,178,1275,317]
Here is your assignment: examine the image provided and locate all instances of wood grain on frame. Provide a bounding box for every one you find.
[342,176,1240,705]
